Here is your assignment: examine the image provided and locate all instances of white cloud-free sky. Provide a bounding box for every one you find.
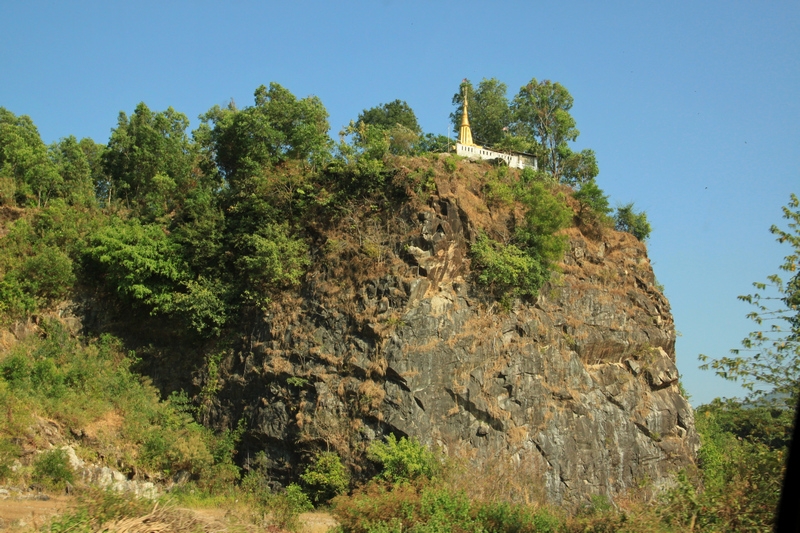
[2,0,797,405]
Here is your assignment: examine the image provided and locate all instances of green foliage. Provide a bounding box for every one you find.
[451,78,513,147]
[32,448,74,490]
[300,451,350,503]
[512,79,580,182]
[334,482,564,533]
[200,82,331,187]
[514,181,572,265]
[573,179,612,228]
[0,203,106,322]
[287,376,309,388]
[470,179,570,305]
[367,435,440,484]
[103,102,194,218]
[0,323,231,484]
[0,107,61,206]
[561,148,599,187]
[49,135,96,207]
[660,400,785,532]
[263,483,316,531]
[471,234,548,302]
[285,482,314,512]
[614,202,652,241]
[417,133,451,154]
[233,222,310,310]
[358,100,421,135]
[699,193,799,401]
[87,217,187,312]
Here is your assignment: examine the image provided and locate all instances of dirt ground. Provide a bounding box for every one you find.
[0,494,70,530]
[0,492,339,532]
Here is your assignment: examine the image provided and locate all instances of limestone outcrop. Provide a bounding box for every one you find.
[206,173,698,506]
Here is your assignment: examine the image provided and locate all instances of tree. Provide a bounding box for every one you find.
[699,193,800,403]
[103,103,194,217]
[49,135,95,206]
[614,203,652,241]
[352,100,421,156]
[511,79,579,182]
[573,179,611,227]
[450,78,512,147]
[0,107,61,206]
[201,83,331,188]
[417,133,451,154]
[561,148,599,186]
[357,99,421,134]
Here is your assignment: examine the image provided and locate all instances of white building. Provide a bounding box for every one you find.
[454,87,537,171]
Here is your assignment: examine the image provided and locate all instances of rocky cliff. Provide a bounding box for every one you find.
[204,159,698,506]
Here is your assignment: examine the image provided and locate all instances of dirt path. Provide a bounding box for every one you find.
[0,491,339,532]
[0,494,70,530]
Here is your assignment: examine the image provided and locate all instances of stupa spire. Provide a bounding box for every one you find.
[458,81,475,146]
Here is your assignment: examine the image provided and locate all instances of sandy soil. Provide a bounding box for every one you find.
[0,491,339,532]
[0,494,70,530]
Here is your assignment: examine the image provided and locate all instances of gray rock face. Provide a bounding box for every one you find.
[61,446,158,499]
[212,188,698,506]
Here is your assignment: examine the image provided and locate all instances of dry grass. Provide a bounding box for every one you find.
[357,380,386,412]
[100,503,229,533]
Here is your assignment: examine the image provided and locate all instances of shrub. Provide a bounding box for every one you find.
[514,181,571,265]
[300,451,350,503]
[33,448,74,490]
[471,234,547,301]
[614,202,652,241]
[259,483,314,532]
[367,434,439,484]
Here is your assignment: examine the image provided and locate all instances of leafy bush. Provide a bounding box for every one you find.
[658,399,786,532]
[300,451,350,503]
[573,179,612,230]
[614,202,652,241]
[334,483,564,533]
[514,181,571,265]
[367,435,440,484]
[471,234,547,302]
[0,437,20,482]
[33,448,74,490]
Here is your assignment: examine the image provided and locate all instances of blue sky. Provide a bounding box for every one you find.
[2,1,798,405]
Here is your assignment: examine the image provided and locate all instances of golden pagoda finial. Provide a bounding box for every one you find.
[458,81,475,146]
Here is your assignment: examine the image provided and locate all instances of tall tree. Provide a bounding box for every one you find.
[355,100,421,156]
[103,103,194,217]
[512,79,579,182]
[49,135,95,206]
[700,193,800,403]
[357,100,421,134]
[201,83,331,189]
[0,107,61,206]
[450,78,512,147]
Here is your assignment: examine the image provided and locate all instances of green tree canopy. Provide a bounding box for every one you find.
[700,193,800,404]
[357,99,421,134]
[512,79,579,182]
[450,78,512,147]
[49,135,96,206]
[102,103,194,217]
[614,202,652,241]
[0,107,61,206]
[200,83,331,190]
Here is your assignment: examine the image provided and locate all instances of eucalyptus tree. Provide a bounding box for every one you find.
[511,79,579,182]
